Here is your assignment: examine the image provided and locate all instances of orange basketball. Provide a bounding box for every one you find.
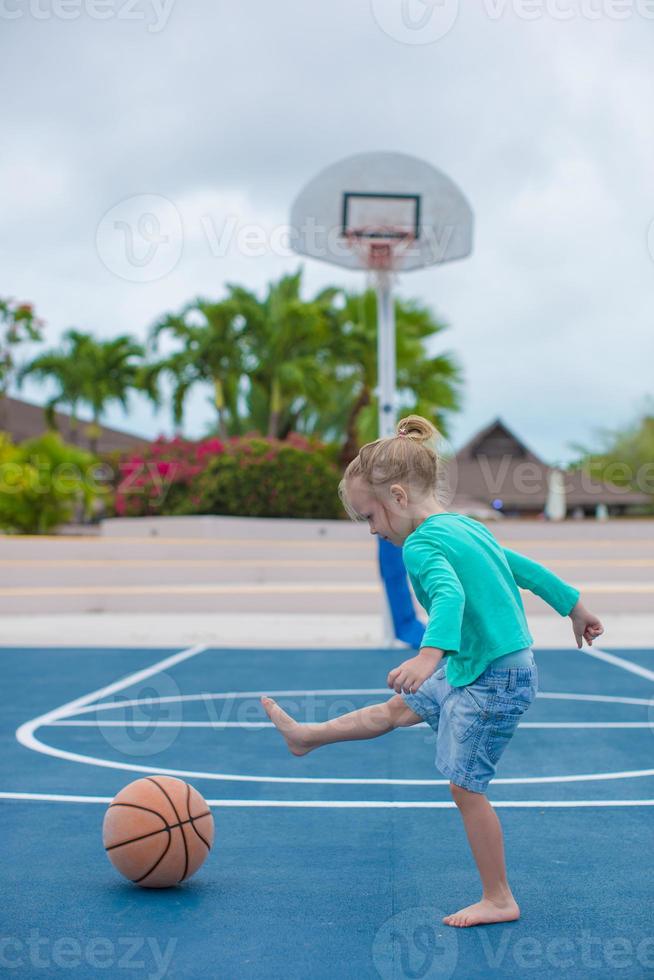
[102,775,214,888]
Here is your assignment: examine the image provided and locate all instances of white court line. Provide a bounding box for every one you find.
[46,720,653,730]
[10,743,653,785]
[15,647,654,789]
[0,791,653,809]
[583,646,654,683]
[536,692,651,706]
[53,689,654,719]
[15,643,207,756]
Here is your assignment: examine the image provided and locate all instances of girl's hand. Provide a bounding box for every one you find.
[387,649,443,694]
[569,599,604,648]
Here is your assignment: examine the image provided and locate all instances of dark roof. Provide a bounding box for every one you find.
[452,418,650,510]
[0,395,150,453]
[562,468,649,507]
[456,417,544,466]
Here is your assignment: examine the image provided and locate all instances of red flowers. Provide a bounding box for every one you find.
[110,431,330,519]
[114,435,225,517]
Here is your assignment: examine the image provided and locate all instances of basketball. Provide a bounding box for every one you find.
[102,775,214,888]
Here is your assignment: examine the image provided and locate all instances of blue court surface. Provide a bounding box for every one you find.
[1,643,653,979]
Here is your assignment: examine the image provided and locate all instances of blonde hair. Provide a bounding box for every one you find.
[338,414,442,522]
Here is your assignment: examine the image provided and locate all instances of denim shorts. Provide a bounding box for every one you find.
[400,649,538,794]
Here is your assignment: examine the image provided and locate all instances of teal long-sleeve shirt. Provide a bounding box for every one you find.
[402,513,580,687]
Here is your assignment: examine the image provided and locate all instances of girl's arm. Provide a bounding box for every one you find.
[388,545,464,694]
[403,546,466,652]
[568,598,605,648]
[387,646,444,694]
[503,547,604,647]
[502,546,580,616]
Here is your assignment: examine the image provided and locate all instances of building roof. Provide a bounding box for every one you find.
[451,418,650,510]
[0,395,150,454]
[455,416,544,466]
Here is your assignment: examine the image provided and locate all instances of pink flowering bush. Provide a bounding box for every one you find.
[105,432,342,519]
[109,435,225,518]
[182,435,342,519]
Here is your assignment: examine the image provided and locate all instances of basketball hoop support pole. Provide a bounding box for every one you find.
[374,270,398,648]
[290,153,473,653]
[375,270,396,440]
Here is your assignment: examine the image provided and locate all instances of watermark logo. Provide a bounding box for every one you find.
[93,670,183,757]
[647,218,654,267]
[370,0,460,44]
[478,928,654,972]
[0,931,177,979]
[0,0,176,33]
[95,194,183,283]
[370,0,654,42]
[372,906,459,979]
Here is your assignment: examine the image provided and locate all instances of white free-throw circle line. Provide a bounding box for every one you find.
[53,689,654,720]
[13,733,654,785]
[582,646,654,683]
[45,720,652,730]
[0,792,653,809]
[14,643,207,757]
[15,647,654,788]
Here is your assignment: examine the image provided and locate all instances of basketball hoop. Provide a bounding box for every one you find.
[289,152,474,650]
[343,228,415,279]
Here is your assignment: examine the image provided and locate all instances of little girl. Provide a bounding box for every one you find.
[261,414,604,928]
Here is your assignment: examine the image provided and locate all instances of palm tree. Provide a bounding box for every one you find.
[77,335,150,453]
[18,331,148,453]
[146,295,249,440]
[16,329,93,444]
[147,269,340,440]
[226,270,340,439]
[145,273,462,460]
[325,289,464,467]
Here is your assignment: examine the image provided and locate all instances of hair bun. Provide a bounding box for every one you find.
[338,413,444,522]
[395,414,440,444]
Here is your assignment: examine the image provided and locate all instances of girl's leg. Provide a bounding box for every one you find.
[444,783,520,928]
[261,693,423,756]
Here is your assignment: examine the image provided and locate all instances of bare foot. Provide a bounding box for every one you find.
[443,897,520,928]
[261,696,314,757]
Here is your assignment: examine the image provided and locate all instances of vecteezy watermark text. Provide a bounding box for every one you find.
[478,928,654,972]
[0,932,177,979]
[0,0,175,33]
[370,0,654,47]
[94,192,465,282]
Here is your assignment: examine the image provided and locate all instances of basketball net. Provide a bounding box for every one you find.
[344,229,415,288]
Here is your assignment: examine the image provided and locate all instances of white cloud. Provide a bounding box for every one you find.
[1,3,653,463]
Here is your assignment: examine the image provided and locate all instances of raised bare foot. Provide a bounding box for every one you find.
[443,897,520,928]
[261,696,314,756]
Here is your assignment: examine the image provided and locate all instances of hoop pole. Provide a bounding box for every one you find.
[375,270,396,648]
[375,270,396,439]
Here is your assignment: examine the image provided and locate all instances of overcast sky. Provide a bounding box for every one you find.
[2,0,653,465]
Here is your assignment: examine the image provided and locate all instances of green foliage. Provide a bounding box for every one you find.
[568,406,654,500]
[327,288,464,464]
[104,435,223,519]
[145,272,462,455]
[17,330,148,452]
[0,298,44,435]
[147,269,341,441]
[15,328,89,437]
[5,274,465,501]
[174,436,343,519]
[0,431,109,534]
[0,298,44,395]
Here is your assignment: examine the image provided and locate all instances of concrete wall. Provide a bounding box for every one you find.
[100,513,368,541]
